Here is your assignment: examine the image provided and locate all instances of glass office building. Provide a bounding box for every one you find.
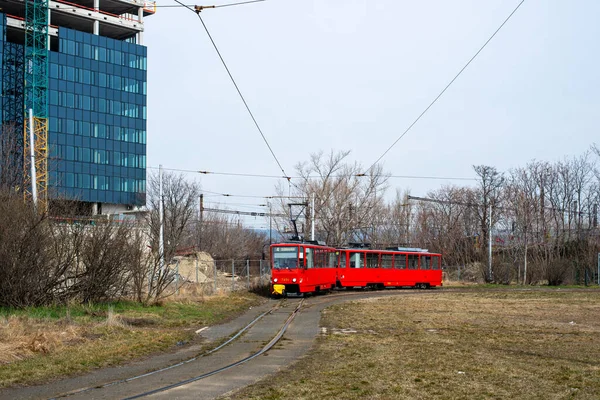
[0,0,153,212]
[49,28,147,206]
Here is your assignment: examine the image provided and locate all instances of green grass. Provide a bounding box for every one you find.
[0,293,261,325]
[0,292,265,387]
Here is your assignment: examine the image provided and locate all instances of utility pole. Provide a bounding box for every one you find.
[488,203,492,282]
[198,193,204,251]
[522,194,528,285]
[311,193,315,241]
[523,227,528,285]
[269,201,272,245]
[28,109,37,208]
[159,164,165,272]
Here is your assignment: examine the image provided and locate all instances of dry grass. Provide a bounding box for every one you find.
[0,316,82,364]
[0,292,264,387]
[226,289,600,400]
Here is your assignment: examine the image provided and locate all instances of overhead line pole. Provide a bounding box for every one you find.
[489,203,493,282]
[28,109,37,208]
[159,165,165,272]
[198,193,204,251]
[311,193,315,241]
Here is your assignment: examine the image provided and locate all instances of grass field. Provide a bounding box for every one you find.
[226,289,600,400]
[0,292,264,387]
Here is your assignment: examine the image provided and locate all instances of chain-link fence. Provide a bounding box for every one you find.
[171,258,272,295]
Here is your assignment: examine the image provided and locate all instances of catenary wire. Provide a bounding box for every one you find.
[147,166,477,181]
[365,0,526,173]
[155,0,264,8]
[200,189,304,199]
[155,0,262,7]
[172,0,291,183]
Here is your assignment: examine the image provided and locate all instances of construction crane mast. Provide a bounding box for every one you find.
[23,0,49,212]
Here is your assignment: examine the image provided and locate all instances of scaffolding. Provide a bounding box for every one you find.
[1,41,25,189]
[23,0,49,211]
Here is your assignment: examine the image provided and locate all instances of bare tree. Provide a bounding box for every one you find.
[69,220,136,303]
[0,122,23,192]
[0,193,78,307]
[198,210,268,260]
[473,165,504,281]
[375,189,413,247]
[141,171,200,302]
[275,150,389,247]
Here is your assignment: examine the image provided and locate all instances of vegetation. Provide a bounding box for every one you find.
[0,292,263,387]
[0,168,269,308]
[225,289,600,400]
[272,146,600,285]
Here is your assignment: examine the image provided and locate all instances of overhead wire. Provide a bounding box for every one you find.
[365,0,526,173]
[154,0,264,8]
[147,166,477,181]
[199,188,303,199]
[172,0,294,185]
[204,201,268,207]
[153,1,521,226]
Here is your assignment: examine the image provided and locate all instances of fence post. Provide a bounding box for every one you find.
[247,259,250,289]
[214,260,217,293]
[195,257,199,284]
[458,265,462,281]
[232,260,235,292]
[175,260,180,295]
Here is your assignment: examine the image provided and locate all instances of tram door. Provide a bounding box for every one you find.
[342,251,366,286]
[380,253,395,286]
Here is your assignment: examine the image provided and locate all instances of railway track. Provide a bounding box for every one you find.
[5,286,584,400]
[123,300,304,399]
[45,299,304,400]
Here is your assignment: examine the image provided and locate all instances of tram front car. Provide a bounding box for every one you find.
[270,243,303,296]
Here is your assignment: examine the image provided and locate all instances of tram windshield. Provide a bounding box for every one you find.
[272,246,299,269]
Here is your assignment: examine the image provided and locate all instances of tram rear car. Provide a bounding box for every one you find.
[270,242,337,296]
[336,247,442,289]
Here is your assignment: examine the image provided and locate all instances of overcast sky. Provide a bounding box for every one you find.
[144,0,599,228]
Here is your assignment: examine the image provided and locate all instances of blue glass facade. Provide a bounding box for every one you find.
[48,28,147,205]
[0,17,147,206]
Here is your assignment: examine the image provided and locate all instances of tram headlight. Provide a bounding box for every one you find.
[292,278,297,283]
[273,278,278,283]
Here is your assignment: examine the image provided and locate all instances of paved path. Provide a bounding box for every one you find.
[0,290,420,400]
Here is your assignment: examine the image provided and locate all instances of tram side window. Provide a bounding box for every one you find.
[339,252,347,268]
[421,255,431,270]
[366,253,379,268]
[350,252,364,268]
[305,248,313,269]
[432,256,441,270]
[329,252,338,268]
[408,254,418,270]
[395,254,406,269]
[314,249,326,268]
[381,254,393,269]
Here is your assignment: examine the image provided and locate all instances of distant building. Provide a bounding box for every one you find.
[0,0,154,214]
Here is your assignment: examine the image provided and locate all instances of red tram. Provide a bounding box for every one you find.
[270,242,442,296]
[270,241,337,296]
[336,246,442,289]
